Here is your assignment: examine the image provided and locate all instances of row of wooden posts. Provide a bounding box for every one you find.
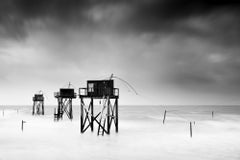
[163,110,215,138]
[1,108,215,136]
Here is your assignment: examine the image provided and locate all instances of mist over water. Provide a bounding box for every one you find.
[0,105,240,160]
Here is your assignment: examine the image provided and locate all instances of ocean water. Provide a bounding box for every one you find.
[0,105,240,160]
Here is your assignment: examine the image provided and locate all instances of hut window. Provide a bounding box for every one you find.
[88,83,94,92]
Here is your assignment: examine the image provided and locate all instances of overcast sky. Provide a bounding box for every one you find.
[0,0,240,105]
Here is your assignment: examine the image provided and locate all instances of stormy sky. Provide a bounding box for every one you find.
[0,0,240,105]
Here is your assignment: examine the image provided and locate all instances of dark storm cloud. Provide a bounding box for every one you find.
[0,0,89,39]
[1,0,240,39]
[161,38,240,93]
[124,0,240,32]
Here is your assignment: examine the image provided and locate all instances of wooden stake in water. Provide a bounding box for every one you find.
[2,109,4,117]
[190,122,193,138]
[212,111,214,118]
[21,120,26,132]
[163,110,167,124]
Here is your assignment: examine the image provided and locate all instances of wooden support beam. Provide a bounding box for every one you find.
[107,98,110,134]
[90,98,94,132]
[96,119,108,135]
[115,98,118,132]
[42,101,44,115]
[80,98,84,133]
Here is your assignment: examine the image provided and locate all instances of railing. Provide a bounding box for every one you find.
[79,88,119,97]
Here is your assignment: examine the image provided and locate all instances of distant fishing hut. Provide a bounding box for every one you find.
[79,79,119,135]
[54,87,76,120]
[32,93,44,115]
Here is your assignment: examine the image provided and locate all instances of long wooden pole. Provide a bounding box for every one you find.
[21,120,26,132]
[190,122,192,138]
[163,110,167,124]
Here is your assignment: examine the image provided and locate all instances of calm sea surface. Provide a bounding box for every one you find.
[0,105,240,160]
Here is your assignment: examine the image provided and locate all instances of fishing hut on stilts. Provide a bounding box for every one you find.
[32,91,44,115]
[54,83,76,120]
[79,76,119,135]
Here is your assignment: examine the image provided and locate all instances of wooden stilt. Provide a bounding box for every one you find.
[80,98,84,133]
[107,98,110,134]
[90,98,94,132]
[115,98,118,133]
